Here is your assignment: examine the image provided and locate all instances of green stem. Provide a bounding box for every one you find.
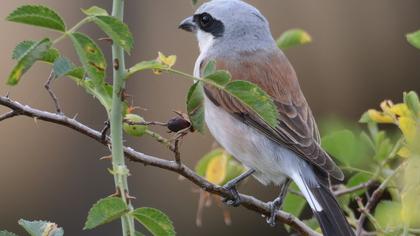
[110,0,135,235]
[52,17,92,44]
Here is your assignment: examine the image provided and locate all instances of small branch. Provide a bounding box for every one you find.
[44,71,62,114]
[0,96,320,236]
[334,180,376,197]
[355,165,405,236]
[0,111,17,122]
[124,120,168,127]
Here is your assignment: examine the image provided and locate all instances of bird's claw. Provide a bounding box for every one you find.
[222,185,241,207]
[266,197,284,227]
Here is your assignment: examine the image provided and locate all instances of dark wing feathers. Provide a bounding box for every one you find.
[202,50,344,180]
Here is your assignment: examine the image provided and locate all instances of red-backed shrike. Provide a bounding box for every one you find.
[179,1,354,235]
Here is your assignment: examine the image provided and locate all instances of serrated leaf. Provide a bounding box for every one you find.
[82,6,109,16]
[7,38,51,85]
[406,30,420,50]
[89,15,134,54]
[187,82,205,133]
[204,71,231,86]
[84,197,128,230]
[195,149,224,177]
[7,5,65,32]
[53,56,75,78]
[0,231,18,236]
[70,32,106,84]
[277,29,312,50]
[131,208,175,236]
[18,219,63,236]
[225,80,279,128]
[12,41,59,64]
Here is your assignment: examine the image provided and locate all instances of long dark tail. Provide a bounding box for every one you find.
[310,182,355,236]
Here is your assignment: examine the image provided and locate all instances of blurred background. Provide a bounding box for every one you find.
[0,0,419,235]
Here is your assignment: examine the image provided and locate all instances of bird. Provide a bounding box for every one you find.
[179,0,354,235]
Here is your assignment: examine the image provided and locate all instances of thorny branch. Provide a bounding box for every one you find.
[2,95,389,236]
[0,95,321,236]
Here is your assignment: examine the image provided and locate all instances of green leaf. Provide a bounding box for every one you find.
[277,29,312,50]
[82,6,109,16]
[225,80,279,128]
[282,183,306,218]
[222,156,246,185]
[12,40,59,64]
[128,60,166,76]
[0,231,18,236]
[203,60,216,77]
[374,201,403,229]
[204,70,231,86]
[187,82,205,133]
[131,208,175,236]
[135,232,146,236]
[347,173,371,196]
[53,56,76,78]
[404,91,420,116]
[406,30,420,49]
[70,32,106,84]
[18,219,63,236]
[89,15,134,54]
[7,38,52,85]
[84,197,129,230]
[192,0,199,5]
[321,129,370,168]
[195,149,224,177]
[71,76,113,112]
[6,5,65,32]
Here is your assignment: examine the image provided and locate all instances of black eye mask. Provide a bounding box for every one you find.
[193,12,225,38]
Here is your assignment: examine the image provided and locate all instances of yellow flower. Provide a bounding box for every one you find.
[390,103,412,118]
[368,109,393,123]
[399,117,417,143]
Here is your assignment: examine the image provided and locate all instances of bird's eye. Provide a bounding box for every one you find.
[198,13,214,29]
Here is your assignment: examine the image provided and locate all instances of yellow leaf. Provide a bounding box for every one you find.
[157,52,177,68]
[398,146,411,158]
[205,152,228,185]
[368,109,393,123]
[399,117,416,142]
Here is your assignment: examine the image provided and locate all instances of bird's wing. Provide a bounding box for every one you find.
[201,49,344,180]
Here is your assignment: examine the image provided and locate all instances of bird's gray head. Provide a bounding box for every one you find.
[179,0,277,55]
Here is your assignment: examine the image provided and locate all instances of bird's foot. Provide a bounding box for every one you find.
[266,197,284,227]
[221,184,241,207]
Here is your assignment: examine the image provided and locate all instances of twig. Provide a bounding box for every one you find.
[355,164,405,236]
[127,120,168,127]
[44,71,62,114]
[0,111,17,122]
[334,180,376,197]
[0,95,320,236]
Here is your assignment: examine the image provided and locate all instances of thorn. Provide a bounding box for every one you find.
[98,37,113,44]
[33,117,39,127]
[126,192,136,200]
[109,189,121,198]
[72,113,79,120]
[114,58,120,70]
[100,155,112,161]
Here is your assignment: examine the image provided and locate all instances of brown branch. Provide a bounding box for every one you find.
[0,95,320,236]
[44,71,62,114]
[0,111,17,122]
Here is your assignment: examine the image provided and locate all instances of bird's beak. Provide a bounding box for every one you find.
[178,16,197,33]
